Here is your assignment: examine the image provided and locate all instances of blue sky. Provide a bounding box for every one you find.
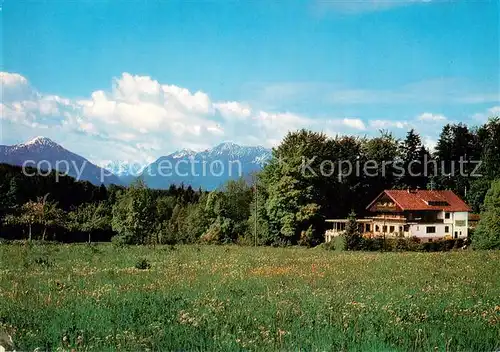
[1,0,499,164]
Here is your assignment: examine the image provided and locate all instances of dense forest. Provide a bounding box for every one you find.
[1,118,499,249]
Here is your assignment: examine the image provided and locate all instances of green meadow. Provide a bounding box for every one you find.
[0,243,499,351]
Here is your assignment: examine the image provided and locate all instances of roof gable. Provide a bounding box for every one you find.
[366,190,471,212]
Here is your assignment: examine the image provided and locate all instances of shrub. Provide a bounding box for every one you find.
[320,241,335,251]
[408,237,421,251]
[135,258,151,270]
[334,236,346,251]
[360,237,384,251]
[382,238,396,252]
[298,226,315,247]
[417,239,465,252]
[111,235,128,247]
[359,237,464,252]
[395,238,409,251]
[236,234,257,247]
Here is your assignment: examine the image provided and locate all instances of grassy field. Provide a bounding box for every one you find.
[0,244,499,351]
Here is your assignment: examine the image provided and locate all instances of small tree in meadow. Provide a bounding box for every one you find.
[4,194,64,241]
[344,210,362,250]
[68,202,111,243]
[112,180,156,244]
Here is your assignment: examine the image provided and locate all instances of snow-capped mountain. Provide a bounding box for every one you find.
[0,137,123,186]
[200,142,271,166]
[141,142,272,190]
[11,136,63,151]
[171,149,198,159]
[0,138,271,189]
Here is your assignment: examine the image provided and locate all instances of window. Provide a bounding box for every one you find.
[445,212,451,219]
[426,226,436,234]
[445,226,449,233]
[389,226,395,233]
[428,201,449,206]
[366,224,371,232]
[383,225,387,233]
[399,226,403,233]
[375,225,379,232]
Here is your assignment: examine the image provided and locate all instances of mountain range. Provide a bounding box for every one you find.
[0,137,272,190]
[141,142,271,190]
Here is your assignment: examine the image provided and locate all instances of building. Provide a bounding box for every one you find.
[325,189,471,243]
[468,213,481,229]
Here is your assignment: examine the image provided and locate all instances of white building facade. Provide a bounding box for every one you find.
[325,190,471,243]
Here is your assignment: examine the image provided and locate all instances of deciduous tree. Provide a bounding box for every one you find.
[472,179,500,249]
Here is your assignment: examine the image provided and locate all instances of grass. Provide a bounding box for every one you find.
[0,243,499,351]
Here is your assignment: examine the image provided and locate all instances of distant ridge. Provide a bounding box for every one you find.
[140,142,272,190]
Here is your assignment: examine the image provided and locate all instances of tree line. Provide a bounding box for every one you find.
[1,118,499,249]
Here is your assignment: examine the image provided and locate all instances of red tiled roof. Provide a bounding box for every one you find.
[367,190,472,212]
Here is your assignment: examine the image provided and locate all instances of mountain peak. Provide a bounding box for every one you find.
[1,136,123,186]
[211,142,241,153]
[216,141,238,148]
[170,148,197,159]
[22,136,59,148]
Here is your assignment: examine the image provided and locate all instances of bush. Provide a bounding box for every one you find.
[236,234,257,247]
[135,258,151,270]
[298,226,315,247]
[334,236,346,251]
[111,235,128,247]
[320,241,335,251]
[360,237,384,251]
[408,237,421,251]
[359,237,463,252]
[87,242,102,254]
[417,239,465,252]
[395,238,409,251]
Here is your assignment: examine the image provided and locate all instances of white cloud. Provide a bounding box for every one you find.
[0,72,38,103]
[490,106,500,115]
[214,102,252,120]
[417,112,447,122]
[342,118,366,130]
[207,125,225,136]
[370,119,410,129]
[1,71,452,163]
[472,106,500,122]
[0,72,28,86]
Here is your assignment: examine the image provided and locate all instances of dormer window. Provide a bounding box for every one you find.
[445,212,451,219]
[427,200,449,206]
